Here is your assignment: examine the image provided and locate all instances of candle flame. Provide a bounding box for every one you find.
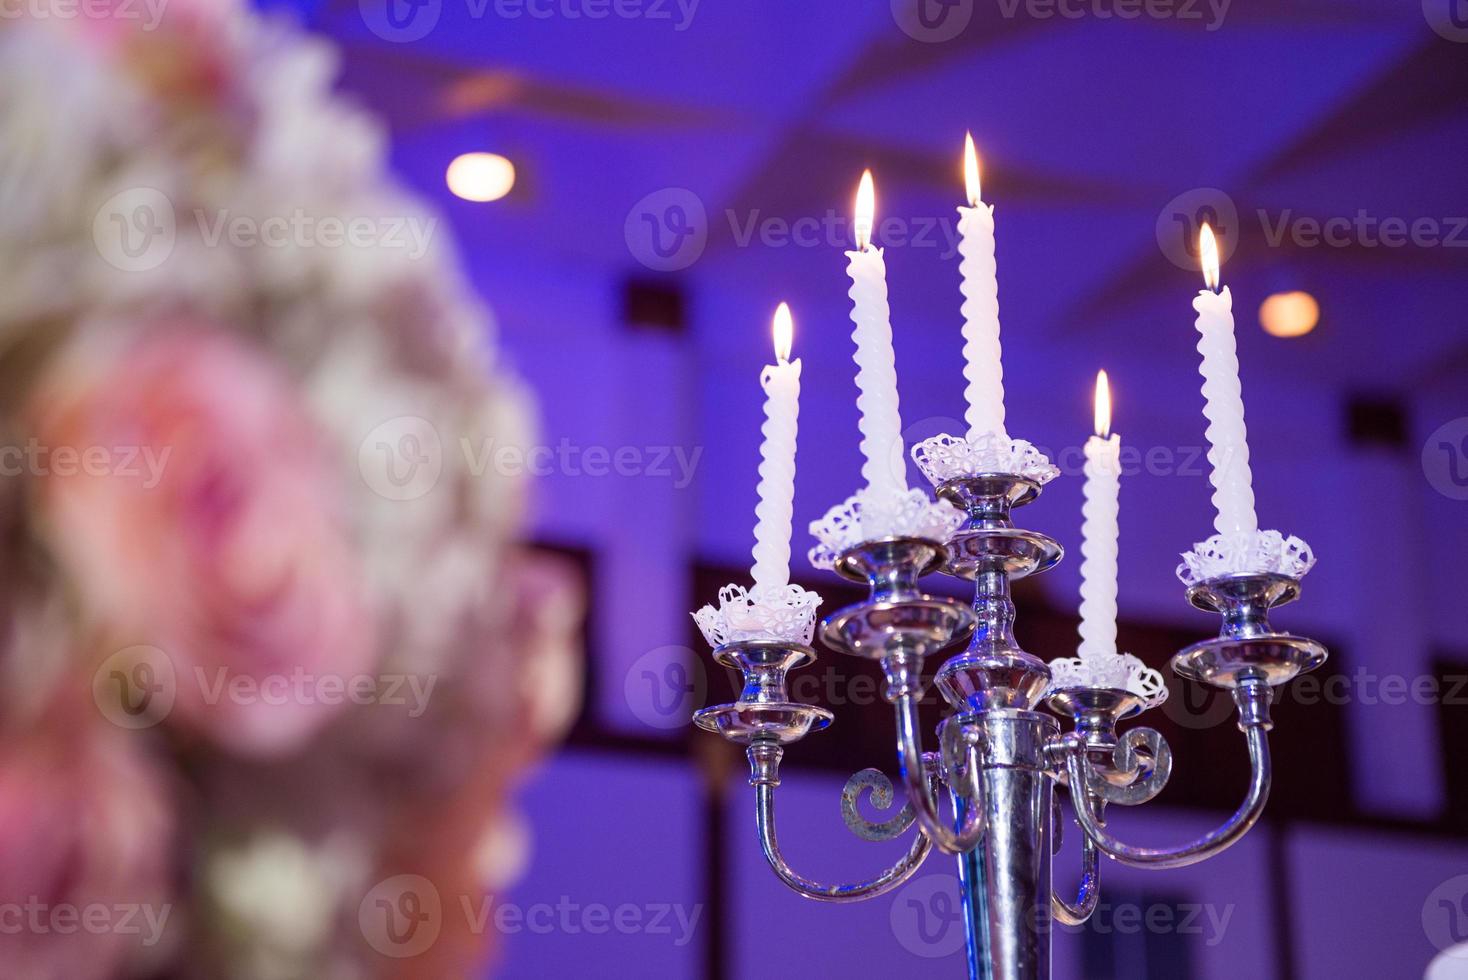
[854,170,875,251]
[772,302,793,363]
[1200,223,1221,291]
[963,132,981,207]
[1094,369,1111,439]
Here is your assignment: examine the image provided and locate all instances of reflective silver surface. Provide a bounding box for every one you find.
[692,487,1330,979]
[749,742,934,901]
[934,476,1060,714]
[1173,572,1328,687]
[692,639,833,744]
[959,709,1058,980]
[1059,678,1274,869]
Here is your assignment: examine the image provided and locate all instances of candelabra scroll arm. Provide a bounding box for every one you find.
[1051,816,1101,926]
[1062,726,1173,807]
[749,743,933,902]
[841,768,917,841]
[1061,678,1273,870]
[890,682,986,856]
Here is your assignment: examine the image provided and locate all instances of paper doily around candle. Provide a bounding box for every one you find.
[692,582,823,647]
[1176,530,1315,586]
[910,432,1060,487]
[807,487,965,570]
[1047,652,1169,709]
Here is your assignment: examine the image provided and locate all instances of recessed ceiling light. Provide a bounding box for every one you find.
[1259,291,1319,338]
[446,152,515,203]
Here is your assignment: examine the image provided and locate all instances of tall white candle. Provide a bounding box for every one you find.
[750,303,801,591]
[957,132,1007,441]
[1078,370,1121,661]
[1192,224,1258,537]
[845,169,907,500]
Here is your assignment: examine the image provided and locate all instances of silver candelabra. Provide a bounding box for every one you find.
[692,471,1326,980]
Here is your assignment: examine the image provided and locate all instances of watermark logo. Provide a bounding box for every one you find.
[625,644,706,731]
[357,421,703,502]
[1158,677,1234,730]
[1159,188,1468,264]
[93,645,177,730]
[358,416,444,502]
[361,0,697,40]
[1424,0,1468,42]
[92,648,438,728]
[460,437,701,488]
[93,187,176,273]
[891,874,967,958]
[1064,900,1233,945]
[1425,875,1468,953]
[992,0,1229,29]
[727,209,964,258]
[0,0,171,30]
[1156,187,1238,272]
[891,0,973,42]
[1257,211,1468,249]
[0,439,171,487]
[94,192,438,271]
[1423,418,1468,501]
[625,188,707,271]
[360,874,443,958]
[463,895,703,944]
[359,0,441,41]
[0,899,173,946]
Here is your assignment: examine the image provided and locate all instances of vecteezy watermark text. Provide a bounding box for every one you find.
[93,188,438,273]
[358,875,702,958]
[889,874,1234,957]
[462,437,701,488]
[93,646,438,730]
[0,439,170,488]
[358,417,704,502]
[0,899,173,947]
[889,0,1227,42]
[1156,187,1468,271]
[994,0,1229,30]
[360,0,698,44]
[0,0,168,29]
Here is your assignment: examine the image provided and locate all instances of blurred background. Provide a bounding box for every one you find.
[3,0,1468,977]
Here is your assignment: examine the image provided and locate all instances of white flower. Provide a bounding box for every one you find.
[209,833,366,980]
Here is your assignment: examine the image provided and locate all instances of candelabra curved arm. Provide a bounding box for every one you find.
[893,689,986,855]
[754,781,933,902]
[842,768,917,841]
[1051,825,1100,926]
[1060,679,1274,870]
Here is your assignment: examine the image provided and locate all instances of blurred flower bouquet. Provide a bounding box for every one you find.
[0,2,582,977]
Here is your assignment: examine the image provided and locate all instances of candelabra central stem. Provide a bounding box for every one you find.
[934,476,1060,713]
[957,709,1059,980]
[973,567,1018,653]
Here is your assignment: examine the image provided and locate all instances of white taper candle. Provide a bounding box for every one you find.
[957,133,1007,440]
[845,170,907,500]
[750,303,801,590]
[1193,224,1258,537]
[1077,370,1121,661]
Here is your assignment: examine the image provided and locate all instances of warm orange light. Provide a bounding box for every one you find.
[445,152,516,202]
[772,302,793,363]
[963,132,981,207]
[854,170,876,251]
[1200,223,1220,291]
[1259,291,1319,338]
[1094,369,1112,439]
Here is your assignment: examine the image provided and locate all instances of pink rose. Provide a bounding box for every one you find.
[28,322,376,756]
[0,715,174,980]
